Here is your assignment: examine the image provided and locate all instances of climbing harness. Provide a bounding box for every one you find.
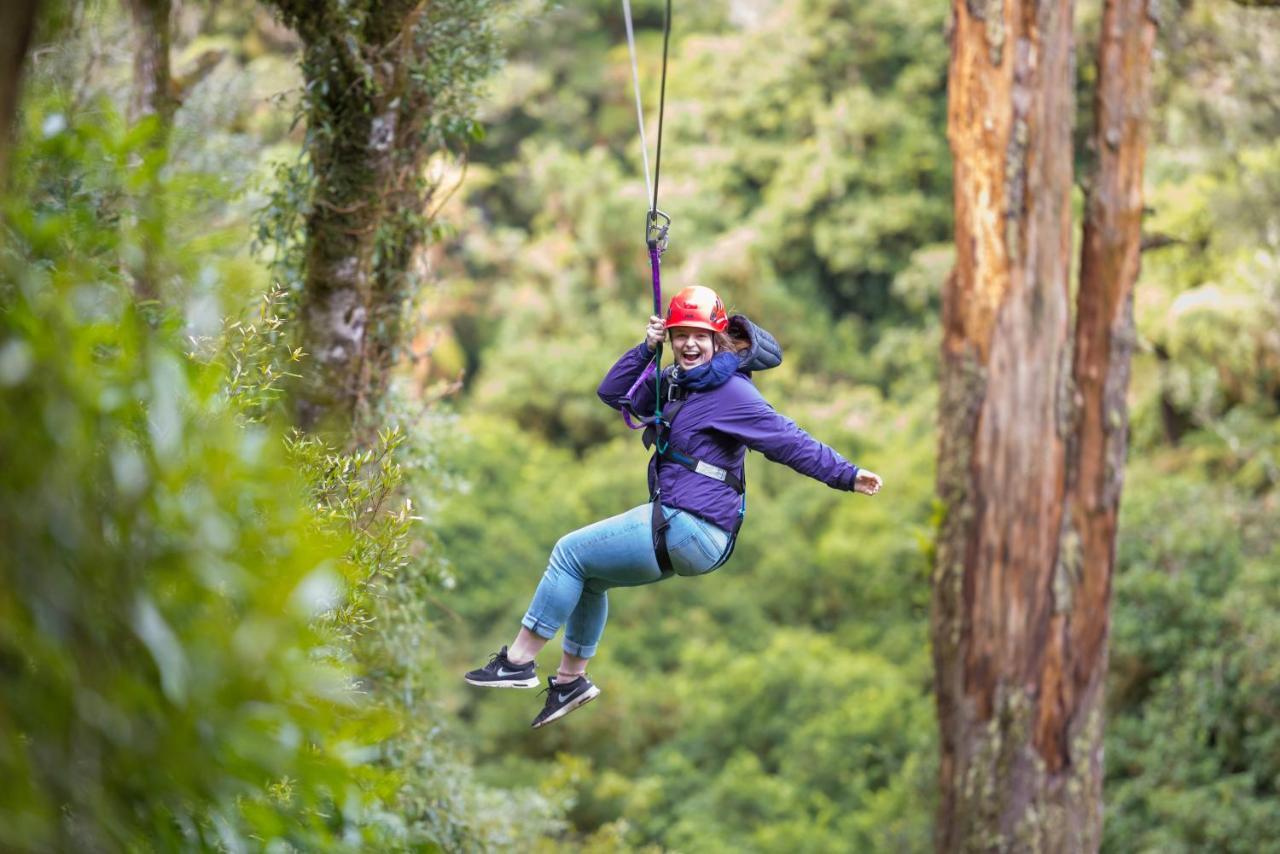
[618,0,744,576]
[642,379,746,577]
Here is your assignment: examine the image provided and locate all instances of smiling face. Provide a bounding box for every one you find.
[669,326,715,370]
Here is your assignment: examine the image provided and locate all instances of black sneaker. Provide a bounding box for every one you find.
[464,646,539,688]
[530,675,601,729]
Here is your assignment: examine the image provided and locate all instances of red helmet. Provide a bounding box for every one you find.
[665,285,728,333]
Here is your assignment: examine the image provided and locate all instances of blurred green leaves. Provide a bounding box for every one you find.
[1,98,381,849]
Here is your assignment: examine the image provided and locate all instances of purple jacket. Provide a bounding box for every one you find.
[597,339,861,533]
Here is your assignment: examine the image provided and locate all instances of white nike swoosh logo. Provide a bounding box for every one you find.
[496,667,524,677]
[556,691,574,703]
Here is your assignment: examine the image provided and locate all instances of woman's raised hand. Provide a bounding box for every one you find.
[854,469,883,496]
[645,315,666,352]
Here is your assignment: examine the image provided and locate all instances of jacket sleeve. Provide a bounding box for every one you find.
[598,342,659,412]
[712,379,860,491]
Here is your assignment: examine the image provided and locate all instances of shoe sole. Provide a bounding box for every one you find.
[531,685,601,729]
[464,675,540,689]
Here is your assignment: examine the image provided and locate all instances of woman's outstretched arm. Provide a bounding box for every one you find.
[713,378,881,494]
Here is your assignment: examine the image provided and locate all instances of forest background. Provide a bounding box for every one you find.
[2,0,1278,851]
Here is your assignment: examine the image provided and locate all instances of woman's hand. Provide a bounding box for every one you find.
[854,469,883,496]
[644,315,666,352]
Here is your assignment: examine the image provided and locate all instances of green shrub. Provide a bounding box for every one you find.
[0,100,385,850]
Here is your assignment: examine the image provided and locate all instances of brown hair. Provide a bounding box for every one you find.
[715,329,749,354]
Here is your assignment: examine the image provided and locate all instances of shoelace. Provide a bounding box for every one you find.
[486,651,517,671]
[540,677,581,699]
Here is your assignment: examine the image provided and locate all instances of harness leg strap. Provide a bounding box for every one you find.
[651,495,675,577]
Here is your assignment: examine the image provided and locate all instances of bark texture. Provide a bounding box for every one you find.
[1060,0,1157,836]
[933,0,1155,849]
[125,0,174,126]
[124,0,174,303]
[266,0,482,437]
[0,0,40,186]
[935,0,1078,847]
[291,20,402,435]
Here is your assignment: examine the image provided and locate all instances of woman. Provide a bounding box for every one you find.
[465,285,883,728]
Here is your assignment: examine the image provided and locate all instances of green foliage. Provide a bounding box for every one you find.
[1,51,556,850]
[0,97,382,851]
[635,633,935,851]
[1128,5,1280,495]
[431,415,590,625]
[1105,463,1280,853]
[191,284,304,421]
[1099,10,1280,845]
[286,426,419,642]
[282,416,566,849]
[685,0,952,318]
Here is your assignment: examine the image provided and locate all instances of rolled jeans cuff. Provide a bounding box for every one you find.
[521,613,559,640]
[519,614,600,659]
[561,637,598,659]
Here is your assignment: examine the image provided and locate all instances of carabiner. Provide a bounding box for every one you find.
[646,208,671,253]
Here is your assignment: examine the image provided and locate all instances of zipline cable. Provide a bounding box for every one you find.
[621,0,653,208]
[621,0,672,215]
[650,0,672,215]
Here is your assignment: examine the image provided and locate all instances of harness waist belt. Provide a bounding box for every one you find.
[694,459,727,481]
[644,384,745,577]
[656,443,744,494]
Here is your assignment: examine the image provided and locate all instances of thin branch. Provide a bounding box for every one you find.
[1140,232,1183,252]
[423,154,469,222]
[315,197,370,214]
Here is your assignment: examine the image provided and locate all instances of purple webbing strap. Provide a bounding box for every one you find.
[648,241,662,315]
[620,360,657,429]
[620,241,665,429]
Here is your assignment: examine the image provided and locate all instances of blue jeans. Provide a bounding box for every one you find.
[520,503,731,658]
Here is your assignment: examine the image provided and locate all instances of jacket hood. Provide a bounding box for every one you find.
[727,314,783,374]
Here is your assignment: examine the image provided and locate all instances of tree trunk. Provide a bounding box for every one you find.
[933,0,1156,848]
[261,0,501,439]
[0,0,40,186]
[124,0,174,304]
[293,43,395,434]
[265,0,440,437]
[124,0,173,127]
[1060,0,1157,837]
[286,5,420,435]
[933,0,1079,848]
